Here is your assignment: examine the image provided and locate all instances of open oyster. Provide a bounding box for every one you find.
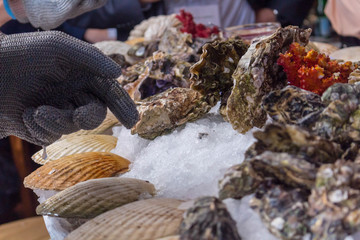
[190,39,249,112]
[263,86,325,126]
[226,26,311,133]
[308,159,360,240]
[120,52,192,101]
[132,88,211,139]
[179,197,241,240]
[250,181,310,240]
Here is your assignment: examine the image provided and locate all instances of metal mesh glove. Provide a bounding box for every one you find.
[0,31,138,146]
[8,0,107,30]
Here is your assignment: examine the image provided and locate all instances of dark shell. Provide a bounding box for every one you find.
[251,124,342,165]
[132,88,211,139]
[251,151,317,189]
[127,40,159,59]
[308,160,360,240]
[226,26,311,133]
[250,182,310,240]
[190,39,249,107]
[263,85,325,126]
[179,197,241,240]
[218,161,262,200]
[121,52,192,101]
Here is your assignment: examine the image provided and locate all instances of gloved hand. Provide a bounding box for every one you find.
[7,0,107,30]
[0,31,138,146]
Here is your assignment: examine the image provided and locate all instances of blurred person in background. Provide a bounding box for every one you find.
[325,0,360,47]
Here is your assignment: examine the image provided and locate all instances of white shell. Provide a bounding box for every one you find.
[32,135,117,165]
[36,178,156,219]
[65,198,184,240]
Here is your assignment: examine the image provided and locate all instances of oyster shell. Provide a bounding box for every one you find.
[36,177,156,219]
[251,151,317,189]
[24,152,130,191]
[308,160,360,240]
[32,134,117,165]
[218,161,262,200]
[226,26,311,133]
[132,88,212,139]
[250,181,310,240]
[120,51,192,101]
[190,39,249,109]
[128,14,182,41]
[65,198,185,240]
[179,196,241,240]
[93,40,137,65]
[348,68,360,84]
[127,40,159,59]
[251,124,342,165]
[263,86,325,125]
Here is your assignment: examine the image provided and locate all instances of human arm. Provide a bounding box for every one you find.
[0,1,12,26]
[0,31,138,146]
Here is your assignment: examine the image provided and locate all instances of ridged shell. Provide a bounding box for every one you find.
[32,134,118,165]
[36,178,156,219]
[25,152,130,190]
[61,111,119,138]
[65,198,185,240]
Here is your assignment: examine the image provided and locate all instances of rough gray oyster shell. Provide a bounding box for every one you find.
[263,85,325,126]
[308,159,360,240]
[179,197,241,240]
[249,124,342,165]
[250,181,310,240]
[218,161,262,200]
[190,39,249,109]
[226,26,311,133]
[120,52,192,101]
[132,87,211,139]
[314,83,360,143]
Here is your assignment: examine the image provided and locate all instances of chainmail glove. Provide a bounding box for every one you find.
[8,0,107,30]
[0,31,138,146]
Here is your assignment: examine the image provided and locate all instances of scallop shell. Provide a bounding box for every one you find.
[61,111,119,138]
[36,177,156,219]
[65,198,185,240]
[25,152,130,191]
[32,134,118,165]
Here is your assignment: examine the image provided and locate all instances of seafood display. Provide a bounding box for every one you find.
[21,10,360,240]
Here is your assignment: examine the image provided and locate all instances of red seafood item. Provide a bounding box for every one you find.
[278,42,355,95]
[176,9,220,38]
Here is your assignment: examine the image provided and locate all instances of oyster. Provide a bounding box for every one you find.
[132,88,212,139]
[24,152,130,191]
[314,83,360,143]
[32,134,118,165]
[128,14,182,41]
[251,151,317,189]
[250,124,342,165]
[120,52,192,101]
[36,178,156,219]
[348,68,360,84]
[308,160,360,239]
[226,26,311,133]
[127,40,159,59]
[179,196,241,240]
[65,198,185,240]
[250,181,310,240]
[218,161,262,200]
[190,39,249,108]
[263,86,325,125]
[93,40,137,65]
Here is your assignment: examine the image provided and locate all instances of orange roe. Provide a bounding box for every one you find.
[277,42,355,95]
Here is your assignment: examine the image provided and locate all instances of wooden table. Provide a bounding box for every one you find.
[0,216,49,240]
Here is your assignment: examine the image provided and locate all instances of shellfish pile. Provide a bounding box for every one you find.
[23,11,360,240]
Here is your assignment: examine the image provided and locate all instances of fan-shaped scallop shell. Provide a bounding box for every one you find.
[65,198,184,240]
[32,134,118,165]
[36,177,156,219]
[24,152,130,191]
[61,111,119,138]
